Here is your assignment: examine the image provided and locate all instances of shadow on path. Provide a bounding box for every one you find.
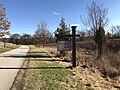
[27,59,71,62]
[0,66,72,69]
[0,55,52,58]
[0,50,73,70]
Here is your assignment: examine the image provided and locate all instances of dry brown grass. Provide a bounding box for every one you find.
[34,42,120,89]
[75,39,120,79]
[35,39,120,78]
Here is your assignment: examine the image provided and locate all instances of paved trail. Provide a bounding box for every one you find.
[0,45,29,90]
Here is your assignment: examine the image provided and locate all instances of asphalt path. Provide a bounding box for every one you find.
[0,45,29,90]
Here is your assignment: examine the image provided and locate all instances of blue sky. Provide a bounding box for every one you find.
[2,0,120,35]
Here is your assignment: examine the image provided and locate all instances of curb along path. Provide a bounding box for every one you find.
[0,45,29,90]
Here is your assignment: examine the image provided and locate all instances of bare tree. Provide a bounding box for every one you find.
[116,25,120,37]
[111,25,120,38]
[81,1,108,59]
[10,33,21,44]
[106,32,111,38]
[20,34,32,45]
[111,26,117,37]
[81,1,109,36]
[78,31,86,38]
[34,21,49,48]
[0,3,10,37]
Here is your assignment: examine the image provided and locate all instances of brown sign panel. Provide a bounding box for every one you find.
[57,40,71,51]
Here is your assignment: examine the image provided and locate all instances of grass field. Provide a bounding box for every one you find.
[11,46,88,90]
[0,45,20,53]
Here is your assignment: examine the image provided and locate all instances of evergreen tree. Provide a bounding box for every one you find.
[54,17,70,36]
[54,17,70,55]
[95,23,106,59]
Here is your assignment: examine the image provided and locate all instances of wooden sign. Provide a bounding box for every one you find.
[55,26,79,67]
[57,40,71,51]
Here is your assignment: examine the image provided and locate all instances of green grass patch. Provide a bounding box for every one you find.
[0,45,20,53]
[24,61,83,90]
[11,46,85,90]
[25,66,73,90]
[22,46,84,90]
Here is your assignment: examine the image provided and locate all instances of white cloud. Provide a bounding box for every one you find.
[70,24,80,27]
[53,12,60,15]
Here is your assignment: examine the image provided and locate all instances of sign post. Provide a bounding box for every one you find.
[71,26,77,67]
[55,26,78,68]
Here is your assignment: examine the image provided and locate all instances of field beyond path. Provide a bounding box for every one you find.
[0,45,29,90]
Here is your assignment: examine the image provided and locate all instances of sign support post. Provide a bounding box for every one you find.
[71,26,77,67]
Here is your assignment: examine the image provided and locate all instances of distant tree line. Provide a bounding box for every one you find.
[77,25,120,42]
[7,33,53,45]
[8,30,55,46]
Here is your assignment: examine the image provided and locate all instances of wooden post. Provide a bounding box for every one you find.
[71,26,77,67]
